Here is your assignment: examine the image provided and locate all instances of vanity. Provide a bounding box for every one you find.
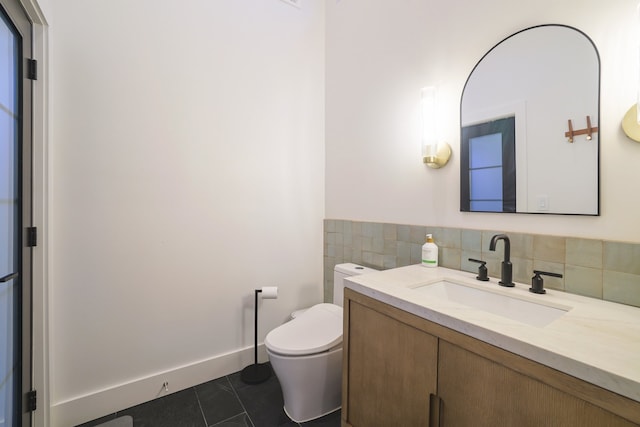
[341,265,640,426]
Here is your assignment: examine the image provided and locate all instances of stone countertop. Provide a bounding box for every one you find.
[345,264,640,402]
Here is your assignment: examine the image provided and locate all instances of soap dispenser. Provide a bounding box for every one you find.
[422,234,438,268]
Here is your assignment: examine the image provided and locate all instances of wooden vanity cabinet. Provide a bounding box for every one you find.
[344,297,438,426]
[342,288,640,427]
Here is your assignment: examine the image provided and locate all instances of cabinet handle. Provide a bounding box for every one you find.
[429,393,443,427]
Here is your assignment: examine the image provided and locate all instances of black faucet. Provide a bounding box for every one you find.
[489,234,515,287]
[530,270,563,294]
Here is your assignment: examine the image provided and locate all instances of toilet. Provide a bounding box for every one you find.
[264,263,378,423]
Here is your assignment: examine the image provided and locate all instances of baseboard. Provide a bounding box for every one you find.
[50,344,268,427]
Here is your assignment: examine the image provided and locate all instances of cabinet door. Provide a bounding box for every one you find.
[345,300,438,427]
[437,340,637,427]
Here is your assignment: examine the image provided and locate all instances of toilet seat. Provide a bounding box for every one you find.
[265,303,342,356]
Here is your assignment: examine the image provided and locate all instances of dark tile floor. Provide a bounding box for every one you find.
[76,364,341,427]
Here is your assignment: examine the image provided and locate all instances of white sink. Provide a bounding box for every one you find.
[413,280,570,327]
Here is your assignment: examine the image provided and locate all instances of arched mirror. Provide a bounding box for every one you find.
[460,25,600,215]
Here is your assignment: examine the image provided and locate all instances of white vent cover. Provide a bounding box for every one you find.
[280,0,300,8]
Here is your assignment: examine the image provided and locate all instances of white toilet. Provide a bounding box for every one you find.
[264,263,377,423]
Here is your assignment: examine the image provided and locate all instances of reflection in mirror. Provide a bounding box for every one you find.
[460,25,600,215]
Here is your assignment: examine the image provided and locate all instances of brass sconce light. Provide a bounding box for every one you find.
[622,104,640,142]
[421,86,452,168]
[623,4,640,142]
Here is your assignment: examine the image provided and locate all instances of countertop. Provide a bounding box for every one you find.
[345,264,640,402]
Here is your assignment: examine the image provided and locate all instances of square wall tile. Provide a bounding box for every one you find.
[397,241,411,263]
[362,222,373,238]
[384,239,397,256]
[566,238,602,269]
[462,229,482,252]
[384,255,397,269]
[372,238,384,253]
[512,258,534,285]
[410,243,422,264]
[361,236,372,252]
[352,221,362,236]
[436,227,461,249]
[350,248,363,264]
[533,235,565,263]
[509,233,533,259]
[325,219,336,233]
[484,257,502,280]
[384,223,397,240]
[440,248,461,270]
[343,220,353,236]
[603,270,640,308]
[334,232,344,246]
[362,251,373,266]
[326,232,336,246]
[371,253,384,268]
[372,223,384,240]
[565,265,602,299]
[604,241,640,275]
[410,225,427,244]
[397,224,411,242]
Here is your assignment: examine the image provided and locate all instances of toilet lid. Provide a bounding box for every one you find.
[265,303,343,356]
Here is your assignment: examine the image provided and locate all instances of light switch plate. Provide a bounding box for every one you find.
[537,195,549,211]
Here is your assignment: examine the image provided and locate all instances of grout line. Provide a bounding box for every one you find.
[210,413,251,427]
[193,385,209,427]
[226,375,255,427]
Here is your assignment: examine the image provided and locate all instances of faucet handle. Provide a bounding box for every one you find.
[468,258,489,281]
[530,270,563,294]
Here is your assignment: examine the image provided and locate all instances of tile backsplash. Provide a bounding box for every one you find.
[324,219,640,308]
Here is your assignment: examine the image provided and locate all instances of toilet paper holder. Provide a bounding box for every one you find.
[241,286,278,384]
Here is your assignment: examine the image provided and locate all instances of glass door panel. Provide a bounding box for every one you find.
[0,5,20,426]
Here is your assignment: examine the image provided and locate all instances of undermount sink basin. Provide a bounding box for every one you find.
[413,280,570,327]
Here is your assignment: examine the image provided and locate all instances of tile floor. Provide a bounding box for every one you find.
[76,364,340,427]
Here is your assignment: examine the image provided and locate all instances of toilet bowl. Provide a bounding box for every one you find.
[265,263,378,423]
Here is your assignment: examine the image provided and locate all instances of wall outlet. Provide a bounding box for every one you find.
[280,0,301,8]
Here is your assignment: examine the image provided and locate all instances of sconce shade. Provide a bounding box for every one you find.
[421,86,452,168]
[421,86,438,147]
[622,104,640,142]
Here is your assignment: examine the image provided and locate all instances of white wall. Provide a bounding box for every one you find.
[49,0,325,425]
[326,0,640,242]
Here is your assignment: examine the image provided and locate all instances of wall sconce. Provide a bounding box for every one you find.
[623,4,640,142]
[421,86,452,168]
[622,105,640,141]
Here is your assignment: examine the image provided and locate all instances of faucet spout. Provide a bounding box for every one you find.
[489,234,514,287]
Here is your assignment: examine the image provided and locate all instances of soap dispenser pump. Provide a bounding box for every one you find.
[421,234,438,268]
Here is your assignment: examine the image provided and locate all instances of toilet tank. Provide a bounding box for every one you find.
[333,263,378,306]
